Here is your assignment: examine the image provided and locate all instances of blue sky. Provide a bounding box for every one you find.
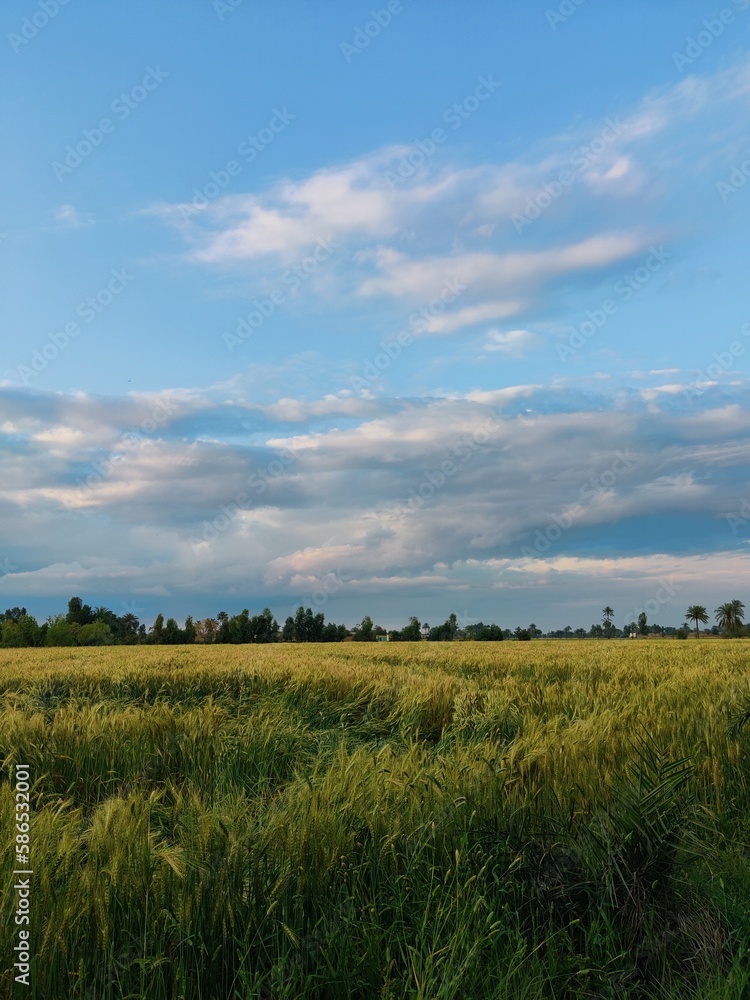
[2,0,750,630]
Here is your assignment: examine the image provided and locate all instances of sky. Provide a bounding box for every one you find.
[2,0,750,631]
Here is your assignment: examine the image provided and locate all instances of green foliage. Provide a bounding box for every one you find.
[716,599,746,637]
[280,607,345,642]
[45,614,76,646]
[400,616,423,641]
[183,615,196,644]
[429,612,459,641]
[462,621,504,641]
[352,614,375,641]
[66,595,94,626]
[75,621,115,646]
[0,613,41,647]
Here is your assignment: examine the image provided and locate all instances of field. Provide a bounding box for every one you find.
[2,641,750,999]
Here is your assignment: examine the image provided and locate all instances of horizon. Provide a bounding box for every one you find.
[2,1,750,629]
[2,592,737,638]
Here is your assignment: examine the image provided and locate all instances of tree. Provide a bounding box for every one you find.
[76,621,114,646]
[715,600,746,637]
[162,617,182,644]
[478,623,504,641]
[195,618,217,643]
[66,597,94,626]
[2,607,27,623]
[637,612,648,636]
[250,608,277,643]
[602,607,614,637]
[1,621,22,647]
[45,615,76,646]
[401,616,422,641]
[321,621,348,642]
[428,613,459,641]
[121,613,140,642]
[294,606,310,641]
[685,605,709,639]
[92,606,127,641]
[216,611,230,643]
[462,622,504,641]
[353,616,375,641]
[150,613,165,643]
[0,614,41,647]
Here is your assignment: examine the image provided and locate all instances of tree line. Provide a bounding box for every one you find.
[0,598,746,648]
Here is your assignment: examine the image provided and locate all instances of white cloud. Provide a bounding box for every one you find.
[50,204,95,228]
[419,300,524,334]
[3,378,750,626]
[482,329,540,357]
[359,233,654,301]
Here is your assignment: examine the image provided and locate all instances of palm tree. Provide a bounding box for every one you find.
[730,598,746,626]
[121,612,139,637]
[602,606,614,637]
[685,605,709,639]
[715,599,746,637]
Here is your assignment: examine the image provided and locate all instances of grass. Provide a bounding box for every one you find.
[1,640,750,998]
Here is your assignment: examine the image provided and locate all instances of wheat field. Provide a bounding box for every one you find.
[1,641,750,999]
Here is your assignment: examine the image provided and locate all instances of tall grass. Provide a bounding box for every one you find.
[1,641,750,998]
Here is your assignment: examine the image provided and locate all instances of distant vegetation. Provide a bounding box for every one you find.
[0,597,747,647]
[1,641,750,998]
